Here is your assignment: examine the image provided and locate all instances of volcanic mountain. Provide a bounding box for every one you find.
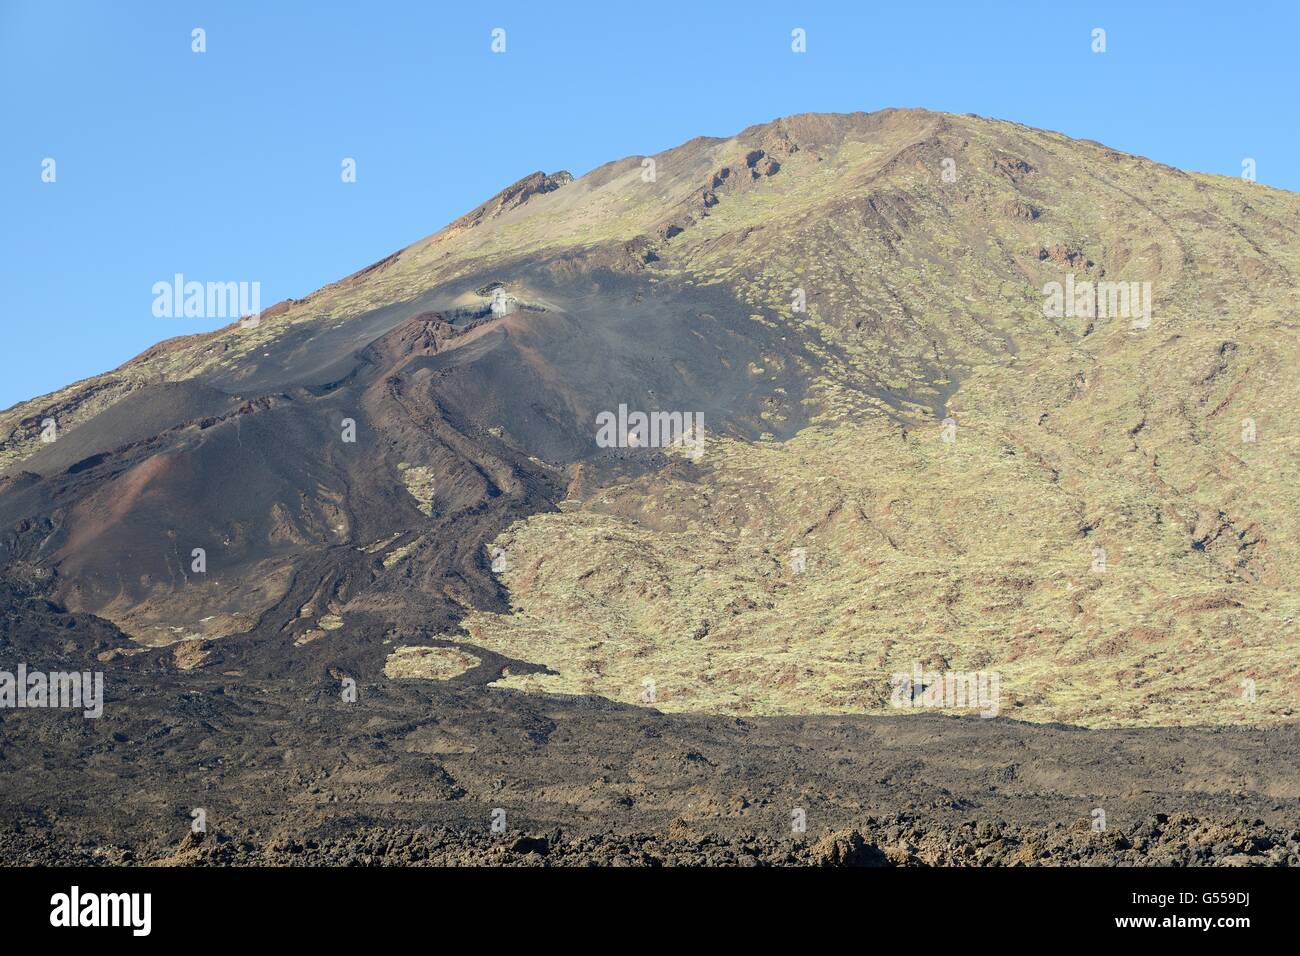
[2,109,1298,865]
[5,106,1297,722]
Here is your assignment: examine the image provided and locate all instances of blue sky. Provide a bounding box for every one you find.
[3,0,1297,410]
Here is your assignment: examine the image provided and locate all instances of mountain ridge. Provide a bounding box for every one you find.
[4,106,1293,439]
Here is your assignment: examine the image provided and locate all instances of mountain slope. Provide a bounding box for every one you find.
[2,108,1297,727]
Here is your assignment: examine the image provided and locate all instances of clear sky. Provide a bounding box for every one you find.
[3,0,1297,410]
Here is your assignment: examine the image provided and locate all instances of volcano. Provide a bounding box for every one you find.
[2,109,1297,866]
